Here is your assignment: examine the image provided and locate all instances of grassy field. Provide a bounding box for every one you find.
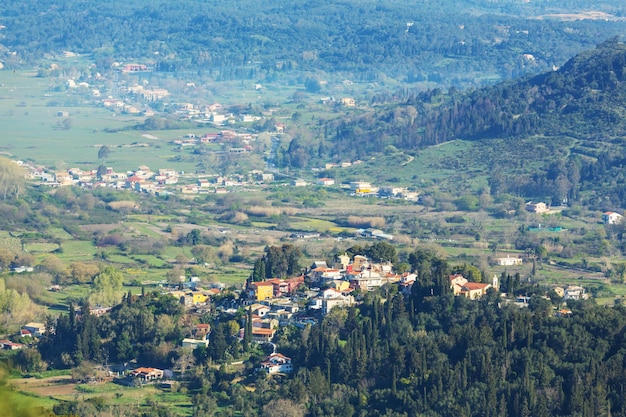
[0,387,59,415]
[43,285,90,310]
[289,216,349,233]
[0,71,194,172]
[56,240,98,261]
[10,375,194,416]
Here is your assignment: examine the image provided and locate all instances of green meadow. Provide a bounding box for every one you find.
[0,388,59,414]
[0,71,197,173]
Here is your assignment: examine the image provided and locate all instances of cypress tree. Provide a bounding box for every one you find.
[73,334,84,365]
[210,323,228,361]
[68,303,76,331]
[252,258,265,282]
[81,300,100,362]
[243,307,252,352]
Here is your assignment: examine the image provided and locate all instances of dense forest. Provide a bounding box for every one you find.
[1,0,625,87]
[287,284,626,417]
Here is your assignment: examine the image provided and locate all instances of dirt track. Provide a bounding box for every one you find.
[11,375,78,397]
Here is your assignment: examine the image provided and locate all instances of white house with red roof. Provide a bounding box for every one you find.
[259,353,293,374]
[125,175,144,190]
[308,267,342,284]
[322,288,344,299]
[0,340,25,350]
[603,211,623,225]
[316,178,335,186]
[130,367,164,382]
[449,274,493,300]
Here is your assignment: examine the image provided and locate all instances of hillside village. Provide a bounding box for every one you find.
[15,61,431,203]
[17,154,419,204]
[2,249,590,385]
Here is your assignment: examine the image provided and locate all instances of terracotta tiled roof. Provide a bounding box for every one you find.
[252,328,275,335]
[462,282,490,290]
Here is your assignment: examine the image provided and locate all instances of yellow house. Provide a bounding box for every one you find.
[192,291,209,305]
[457,282,492,300]
[349,181,372,194]
[249,282,274,301]
[328,280,350,291]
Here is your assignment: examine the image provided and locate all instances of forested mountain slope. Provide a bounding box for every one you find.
[420,37,626,144]
[327,38,626,151]
[288,290,626,417]
[313,39,626,206]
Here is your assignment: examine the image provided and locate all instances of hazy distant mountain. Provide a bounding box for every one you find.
[0,0,625,87]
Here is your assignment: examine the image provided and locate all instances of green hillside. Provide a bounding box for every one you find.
[311,39,626,208]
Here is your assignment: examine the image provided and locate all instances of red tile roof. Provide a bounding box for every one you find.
[252,328,275,335]
[462,282,490,290]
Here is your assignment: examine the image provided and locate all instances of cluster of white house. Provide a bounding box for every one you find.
[301,179,419,202]
[306,254,501,301]
[21,157,418,203]
[234,301,302,343]
[22,159,274,196]
[247,255,510,317]
[526,202,623,226]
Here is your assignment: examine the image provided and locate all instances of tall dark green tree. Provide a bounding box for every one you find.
[262,244,302,278]
[365,241,398,264]
[209,322,228,361]
[97,145,110,160]
[186,229,201,246]
[243,307,252,353]
[252,258,266,282]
